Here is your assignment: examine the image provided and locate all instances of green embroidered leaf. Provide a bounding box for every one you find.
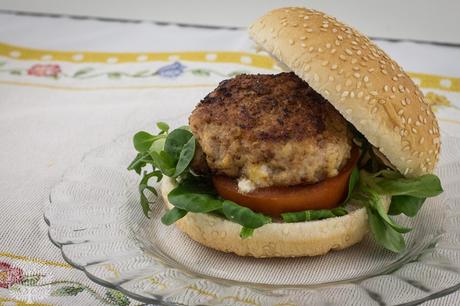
[191,69,211,76]
[108,72,122,79]
[132,70,150,77]
[105,289,130,306]
[73,67,94,77]
[227,70,249,77]
[51,286,85,297]
[20,274,41,286]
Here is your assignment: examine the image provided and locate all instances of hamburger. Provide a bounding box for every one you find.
[128,7,443,257]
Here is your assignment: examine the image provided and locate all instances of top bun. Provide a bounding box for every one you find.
[249,7,440,176]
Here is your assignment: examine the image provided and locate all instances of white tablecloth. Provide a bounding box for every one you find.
[0,11,459,305]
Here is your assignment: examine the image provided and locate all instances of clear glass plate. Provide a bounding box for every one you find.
[44,133,460,305]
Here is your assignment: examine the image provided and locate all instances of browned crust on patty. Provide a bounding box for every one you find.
[195,72,334,143]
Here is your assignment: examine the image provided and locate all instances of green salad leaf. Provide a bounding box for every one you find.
[161,207,187,225]
[344,167,360,204]
[367,206,406,253]
[368,173,443,198]
[281,207,348,223]
[128,121,444,247]
[240,227,255,239]
[222,200,271,229]
[168,184,223,213]
[388,196,426,217]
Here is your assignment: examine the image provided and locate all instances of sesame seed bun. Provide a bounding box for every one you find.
[161,178,390,258]
[249,7,440,176]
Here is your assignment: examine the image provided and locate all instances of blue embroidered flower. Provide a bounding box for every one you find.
[155,61,186,78]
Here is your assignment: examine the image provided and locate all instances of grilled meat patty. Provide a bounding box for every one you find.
[189,72,352,189]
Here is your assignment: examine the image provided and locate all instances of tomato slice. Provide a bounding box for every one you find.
[212,147,359,217]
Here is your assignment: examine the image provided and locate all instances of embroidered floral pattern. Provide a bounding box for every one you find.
[0,60,248,80]
[155,61,186,78]
[0,261,23,288]
[27,64,61,77]
[1,260,133,305]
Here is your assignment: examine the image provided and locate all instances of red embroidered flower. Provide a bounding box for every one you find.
[27,64,61,77]
[0,261,23,288]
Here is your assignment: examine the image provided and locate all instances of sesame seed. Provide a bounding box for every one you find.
[381,69,388,75]
[300,36,307,40]
[384,85,389,92]
[392,76,398,81]
[304,16,310,19]
[332,28,338,33]
[369,98,377,105]
[308,46,314,52]
[326,43,331,48]
[322,60,329,66]
[368,68,375,72]
[398,109,404,115]
[371,106,378,114]
[339,54,347,61]
[337,35,343,40]
[301,43,307,48]
[378,99,386,104]
[306,28,313,32]
[353,73,360,78]
[350,91,355,98]
[420,137,425,144]
[304,65,311,72]
[289,39,295,45]
[412,128,418,134]
[363,76,369,82]
[345,49,353,55]
[342,91,349,97]
[331,48,337,54]
[314,73,320,82]
[357,91,364,98]
[328,75,335,81]
[370,90,378,96]
[318,47,323,52]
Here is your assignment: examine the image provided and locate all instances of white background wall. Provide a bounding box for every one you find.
[0,0,459,44]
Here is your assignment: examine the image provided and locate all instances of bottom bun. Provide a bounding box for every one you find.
[160,178,390,258]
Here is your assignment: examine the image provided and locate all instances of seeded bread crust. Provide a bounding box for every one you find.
[161,178,390,258]
[249,7,440,176]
